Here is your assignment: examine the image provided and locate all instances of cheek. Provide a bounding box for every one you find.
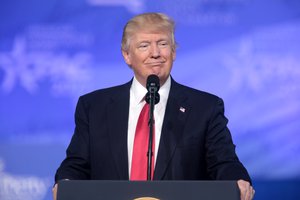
[162,48,174,58]
[132,52,148,63]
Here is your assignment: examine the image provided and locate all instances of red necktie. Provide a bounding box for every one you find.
[130,103,155,180]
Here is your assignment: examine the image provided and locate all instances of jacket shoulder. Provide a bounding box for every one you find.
[173,81,221,103]
[79,81,131,104]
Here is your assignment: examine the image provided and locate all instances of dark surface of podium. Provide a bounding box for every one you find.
[57,180,240,200]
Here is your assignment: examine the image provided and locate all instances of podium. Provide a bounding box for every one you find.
[57,180,240,200]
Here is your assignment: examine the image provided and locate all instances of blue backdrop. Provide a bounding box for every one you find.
[1,0,300,199]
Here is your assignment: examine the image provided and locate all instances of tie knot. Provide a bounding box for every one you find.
[141,102,150,116]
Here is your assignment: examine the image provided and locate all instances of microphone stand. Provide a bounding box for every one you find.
[147,91,156,181]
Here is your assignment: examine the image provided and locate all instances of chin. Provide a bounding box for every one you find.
[150,69,163,75]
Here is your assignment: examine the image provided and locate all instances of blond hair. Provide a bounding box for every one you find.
[121,12,176,52]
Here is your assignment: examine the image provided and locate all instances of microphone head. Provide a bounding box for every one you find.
[146,74,160,105]
[146,74,160,92]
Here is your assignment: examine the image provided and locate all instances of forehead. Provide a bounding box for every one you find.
[131,31,171,42]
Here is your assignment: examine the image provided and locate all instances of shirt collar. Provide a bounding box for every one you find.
[158,76,171,107]
[131,77,148,105]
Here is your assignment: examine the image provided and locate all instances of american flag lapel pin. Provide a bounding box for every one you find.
[179,107,186,113]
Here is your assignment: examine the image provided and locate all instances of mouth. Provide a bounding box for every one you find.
[147,62,163,66]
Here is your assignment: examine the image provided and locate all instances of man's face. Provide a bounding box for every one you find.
[122,31,176,87]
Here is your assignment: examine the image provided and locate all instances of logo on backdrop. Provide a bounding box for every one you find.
[0,36,92,97]
[0,158,51,200]
[86,0,145,13]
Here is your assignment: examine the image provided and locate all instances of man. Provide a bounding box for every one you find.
[53,12,255,200]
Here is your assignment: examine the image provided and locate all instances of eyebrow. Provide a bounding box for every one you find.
[137,38,169,44]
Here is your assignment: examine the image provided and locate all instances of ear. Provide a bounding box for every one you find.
[172,49,176,61]
[122,49,132,66]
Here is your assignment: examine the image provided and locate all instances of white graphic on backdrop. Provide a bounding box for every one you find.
[0,37,93,97]
[152,0,251,26]
[223,39,300,93]
[86,0,145,13]
[0,158,50,200]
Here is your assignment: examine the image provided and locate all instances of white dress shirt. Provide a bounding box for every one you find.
[127,76,171,176]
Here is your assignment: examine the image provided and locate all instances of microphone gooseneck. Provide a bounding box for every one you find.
[145,74,160,181]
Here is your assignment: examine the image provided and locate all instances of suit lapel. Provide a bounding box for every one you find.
[154,80,190,180]
[107,81,131,180]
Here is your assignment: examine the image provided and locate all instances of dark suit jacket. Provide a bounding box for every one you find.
[55,78,251,183]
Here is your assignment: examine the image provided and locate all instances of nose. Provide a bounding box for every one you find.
[150,44,160,58]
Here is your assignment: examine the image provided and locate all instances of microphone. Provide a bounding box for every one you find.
[145,74,160,104]
[145,74,160,181]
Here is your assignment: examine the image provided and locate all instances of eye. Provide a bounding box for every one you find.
[158,41,168,48]
[138,43,149,51]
